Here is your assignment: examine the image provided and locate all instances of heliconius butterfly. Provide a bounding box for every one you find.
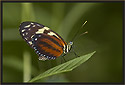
[19,21,87,61]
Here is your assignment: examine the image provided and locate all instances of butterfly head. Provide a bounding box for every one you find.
[64,41,73,54]
[68,41,73,51]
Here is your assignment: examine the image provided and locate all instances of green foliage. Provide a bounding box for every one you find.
[29,51,96,82]
[3,2,123,83]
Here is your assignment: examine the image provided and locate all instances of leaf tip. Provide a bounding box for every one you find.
[93,51,96,54]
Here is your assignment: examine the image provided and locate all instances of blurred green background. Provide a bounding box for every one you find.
[2,2,123,83]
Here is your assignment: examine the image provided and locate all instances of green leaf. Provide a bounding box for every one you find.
[29,51,96,82]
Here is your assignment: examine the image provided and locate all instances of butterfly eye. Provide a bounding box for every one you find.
[69,42,73,45]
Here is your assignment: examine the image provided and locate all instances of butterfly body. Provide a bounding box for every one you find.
[19,21,73,61]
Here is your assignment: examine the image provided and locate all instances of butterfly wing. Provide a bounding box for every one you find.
[32,34,64,60]
[19,21,44,48]
[19,21,67,61]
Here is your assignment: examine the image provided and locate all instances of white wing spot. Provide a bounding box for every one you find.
[22,33,25,36]
[21,29,25,32]
[32,25,36,27]
[36,27,50,34]
[28,41,32,45]
[35,38,37,41]
[31,23,34,25]
[24,24,31,28]
[31,35,35,39]
[44,27,50,30]
[36,29,44,34]
[47,32,59,38]
[26,32,28,35]
[39,35,41,37]
[25,38,27,40]
[28,28,31,31]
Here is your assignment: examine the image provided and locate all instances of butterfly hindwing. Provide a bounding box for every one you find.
[32,34,64,60]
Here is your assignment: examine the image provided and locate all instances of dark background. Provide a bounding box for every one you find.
[2,2,123,82]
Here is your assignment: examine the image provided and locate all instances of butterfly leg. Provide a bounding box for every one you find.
[74,52,80,57]
[72,48,80,57]
[61,54,67,64]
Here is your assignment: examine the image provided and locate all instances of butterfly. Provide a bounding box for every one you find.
[19,21,74,61]
[19,21,87,61]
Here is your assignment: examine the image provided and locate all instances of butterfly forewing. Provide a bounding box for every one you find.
[19,22,45,47]
[19,21,67,61]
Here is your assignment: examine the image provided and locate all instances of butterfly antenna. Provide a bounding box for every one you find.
[71,21,88,42]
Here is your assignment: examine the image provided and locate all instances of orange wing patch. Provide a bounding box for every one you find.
[40,38,63,57]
